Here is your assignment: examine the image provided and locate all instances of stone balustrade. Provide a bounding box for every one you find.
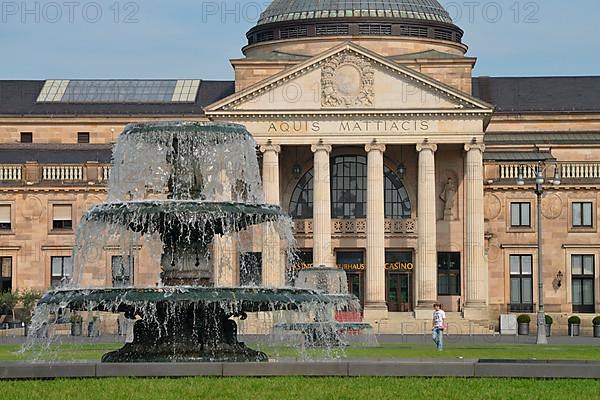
[0,165,22,181]
[492,162,600,183]
[42,165,84,181]
[561,163,600,180]
[0,163,112,184]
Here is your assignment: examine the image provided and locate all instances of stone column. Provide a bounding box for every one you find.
[260,143,284,287]
[415,142,438,319]
[311,143,334,268]
[364,142,388,319]
[213,170,237,287]
[463,142,488,319]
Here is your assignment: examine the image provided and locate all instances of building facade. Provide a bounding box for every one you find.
[1,0,599,331]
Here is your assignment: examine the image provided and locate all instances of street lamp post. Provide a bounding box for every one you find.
[517,162,561,345]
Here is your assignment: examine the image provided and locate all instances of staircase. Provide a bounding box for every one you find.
[368,312,497,335]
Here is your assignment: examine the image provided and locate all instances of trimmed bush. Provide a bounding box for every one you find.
[568,316,581,325]
[517,314,531,324]
[592,316,600,326]
[545,314,553,325]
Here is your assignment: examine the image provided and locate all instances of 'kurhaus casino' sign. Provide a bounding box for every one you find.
[294,262,415,271]
[266,120,431,134]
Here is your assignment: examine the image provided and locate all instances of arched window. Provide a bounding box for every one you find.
[289,155,411,220]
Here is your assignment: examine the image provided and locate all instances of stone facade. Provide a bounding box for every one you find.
[1,17,599,334]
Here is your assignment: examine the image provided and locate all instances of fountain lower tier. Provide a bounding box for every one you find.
[38,287,359,363]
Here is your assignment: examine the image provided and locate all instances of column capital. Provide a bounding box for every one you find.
[260,143,281,154]
[416,142,438,153]
[464,143,486,153]
[311,143,332,154]
[365,142,386,153]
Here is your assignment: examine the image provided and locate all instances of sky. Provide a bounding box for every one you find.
[0,0,599,80]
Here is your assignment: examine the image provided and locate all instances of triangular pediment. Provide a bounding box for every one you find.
[206,42,493,116]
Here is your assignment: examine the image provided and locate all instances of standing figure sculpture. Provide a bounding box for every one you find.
[440,177,458,221]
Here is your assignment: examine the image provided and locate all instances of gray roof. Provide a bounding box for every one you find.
[483,151,555,162]
[473,77,600,113]
[257,0,453,25]
[0,80,234,117]
[485,132,600,145]
[0,144,112,163]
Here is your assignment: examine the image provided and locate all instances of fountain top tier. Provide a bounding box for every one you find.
[108,121,265,203]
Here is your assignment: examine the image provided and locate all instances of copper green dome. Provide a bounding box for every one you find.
[257,0,454,25]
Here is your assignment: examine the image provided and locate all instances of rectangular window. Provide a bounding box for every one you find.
[20,132,33,143]
[52,205,73,230]
[509,255,534,312]
[511,202,531,227]
[0,205,11,230]
[573,202,593,227]
[51,256,72,288]
[572,255,595,313]
[510,255,534,312]
[437,252,461,296]
[0,257,12,292]
[77,132,90,144]
[111,255,133,288]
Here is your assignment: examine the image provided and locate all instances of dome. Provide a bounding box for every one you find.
[246,0,463,48]
[257,0,454,26]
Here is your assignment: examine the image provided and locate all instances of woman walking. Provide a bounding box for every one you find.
[432,303,447,351]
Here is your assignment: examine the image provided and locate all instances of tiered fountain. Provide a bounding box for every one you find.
[31,122,364,363]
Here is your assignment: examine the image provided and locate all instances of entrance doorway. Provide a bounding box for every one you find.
[385,251,414,312]
[336,251,365,306]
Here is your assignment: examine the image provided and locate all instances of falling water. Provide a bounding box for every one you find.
[23,121,373,363]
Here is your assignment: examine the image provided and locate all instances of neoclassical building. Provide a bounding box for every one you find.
[1,0,599,332]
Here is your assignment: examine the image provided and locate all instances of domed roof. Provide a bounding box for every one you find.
[257,0,454,26]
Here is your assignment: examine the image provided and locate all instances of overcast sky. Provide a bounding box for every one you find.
[0,0,598,80]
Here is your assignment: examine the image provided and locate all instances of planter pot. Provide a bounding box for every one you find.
[71,322,82,336]
[518,322,530,336]
[594,325,600,338]
[569,323,580,337]
[546,324,552,337]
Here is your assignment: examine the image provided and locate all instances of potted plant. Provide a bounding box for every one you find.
[593,316,600,338]
[20,290,43,337]
[568,316,581,337]
[517,314,531,335]
[545,314,553,337]
[70,314,83,336]
[2,291,21,329]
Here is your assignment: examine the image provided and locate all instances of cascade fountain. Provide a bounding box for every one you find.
[29,121,367,363]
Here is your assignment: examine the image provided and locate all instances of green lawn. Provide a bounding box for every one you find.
[2,377,600,400]
[2,342,600,362]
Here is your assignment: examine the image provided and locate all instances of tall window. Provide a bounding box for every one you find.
[51,256,72,288]
[0,257,12,293]
[438,252,461,296]
[289,155,411,219]
[111,256,133,288]
[509,255,533,312]
[511,202,531,227]
[572,202,593,227]
[52,205,73,230]
[289,170,313,219]
[572,255,595,313]
[0,205,11,230]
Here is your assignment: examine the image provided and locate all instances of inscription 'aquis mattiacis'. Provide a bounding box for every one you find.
[266,120,431,133]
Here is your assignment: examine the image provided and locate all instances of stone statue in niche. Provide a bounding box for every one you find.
[440,177,458,220]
